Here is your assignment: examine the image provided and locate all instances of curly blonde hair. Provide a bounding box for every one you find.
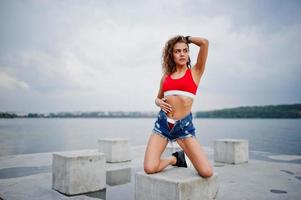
[162,35,191,75]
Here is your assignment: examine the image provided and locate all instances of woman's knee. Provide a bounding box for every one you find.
[144,163,159,174]
[198,166,213,178]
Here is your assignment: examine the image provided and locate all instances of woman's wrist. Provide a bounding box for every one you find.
[185,36,191,44]
[188,36,208,46]
[155,98,161,107]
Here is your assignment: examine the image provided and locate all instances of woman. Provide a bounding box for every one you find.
[143,35,213,178]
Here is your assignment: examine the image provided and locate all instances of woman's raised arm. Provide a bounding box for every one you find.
[188,36,209,79]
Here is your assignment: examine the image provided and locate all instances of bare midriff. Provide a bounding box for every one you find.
[165,95,193,120]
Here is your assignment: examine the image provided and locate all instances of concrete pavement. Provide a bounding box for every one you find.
[0,145,301,200]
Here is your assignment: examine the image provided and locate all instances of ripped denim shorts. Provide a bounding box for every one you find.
[152,110,196,142]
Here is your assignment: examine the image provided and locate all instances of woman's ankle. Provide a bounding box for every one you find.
[170,155,177,165]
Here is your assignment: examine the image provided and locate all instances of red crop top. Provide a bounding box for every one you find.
[162,69,197,99]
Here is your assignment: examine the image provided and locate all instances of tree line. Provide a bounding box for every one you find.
[1,104,301,119]
[195,104,301,118]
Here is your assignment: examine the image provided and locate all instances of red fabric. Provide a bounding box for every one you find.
[168,122,174,130]
[163,69,197,95]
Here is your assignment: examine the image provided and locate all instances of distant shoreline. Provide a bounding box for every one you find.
[1,103,301,119]
[195,103,301,119]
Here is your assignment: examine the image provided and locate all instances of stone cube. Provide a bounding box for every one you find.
[135,168,219,200]
[106,167,131,186]
[52,150,106,195]
[98,138,131,163]
[214,139,249,164]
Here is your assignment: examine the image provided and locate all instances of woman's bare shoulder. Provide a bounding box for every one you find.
[160,73,168,82]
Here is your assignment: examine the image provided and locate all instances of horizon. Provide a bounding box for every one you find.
[2,102,300,114]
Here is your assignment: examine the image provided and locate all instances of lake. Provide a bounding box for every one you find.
[0,118,301,156]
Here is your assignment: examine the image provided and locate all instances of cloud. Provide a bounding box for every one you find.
[0,71,29,90]
[0,0,300,112]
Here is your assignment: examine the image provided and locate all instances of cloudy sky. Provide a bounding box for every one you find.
[0,0,300,113]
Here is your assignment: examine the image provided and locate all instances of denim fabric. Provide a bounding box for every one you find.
[152,110,196,142]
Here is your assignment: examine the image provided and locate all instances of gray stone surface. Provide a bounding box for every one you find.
[98,138,131,163]
[0,173,104,200]
[214,139,248,164]
[213,160,301,199]
[135,168,219,200]
[162,142,182,158]
[106,167,131,186]
[52,150,106,195]
[1,145,301,200]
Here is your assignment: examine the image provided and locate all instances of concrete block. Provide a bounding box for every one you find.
[98,138,131,163]
[135,168,219,200]
[162,142,182,158]
[52,150,106,195]
[214,139,249,164]
[106,167,131,186]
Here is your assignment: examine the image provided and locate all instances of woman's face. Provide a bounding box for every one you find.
[172,42,189,67]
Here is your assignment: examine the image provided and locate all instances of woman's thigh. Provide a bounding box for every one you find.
[176,137,213,177]
[144,133,169,167]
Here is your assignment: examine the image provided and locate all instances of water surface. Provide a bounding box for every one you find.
[0,118,300,156]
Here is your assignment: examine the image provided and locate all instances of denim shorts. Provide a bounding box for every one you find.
[152,110,196,142]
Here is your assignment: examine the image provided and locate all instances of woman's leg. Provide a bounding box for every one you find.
[176,137,213,177]
[144,133,176,174]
